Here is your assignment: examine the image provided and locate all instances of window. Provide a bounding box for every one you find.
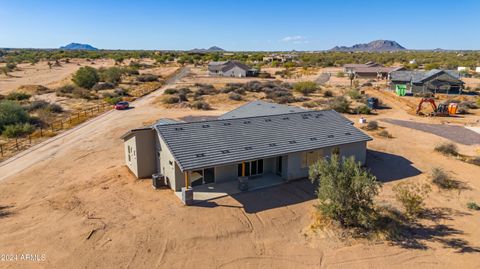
[237,159,263,177]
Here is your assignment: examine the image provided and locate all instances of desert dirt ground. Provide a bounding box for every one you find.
[0,67,479,268]
[0,59,116,94]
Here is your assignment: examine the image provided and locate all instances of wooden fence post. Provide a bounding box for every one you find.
[61,121,64,129]
[40,127,43,136]
[15,138,19,150]
[51,124,54,132]
[0,144,3,156]
[29,135,31,144]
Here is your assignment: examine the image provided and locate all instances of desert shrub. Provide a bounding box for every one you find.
[104,96,122,105]
[194,85,217,96]
[72,66,99,89]
[459,101,477,109]
[323,90,333,97]
[162,95,180,104]
[362,82,373,87]
[92,82,115,91]
[431,167,459,189]
[364,121,379,131]
[136,74,158,82]
[309,155,380,229]
[178,92,188,102]
[114,88,129,96]
[244,81,263,92]
[467,202,480,210]
[336,71,345,78]
[98,67,124,84]
[6,92,31,101]
[191,101,211,110]
[393,182,430,219]
[414,92,434,98]
[353,105,372,114]
[378,130,393,138]
[26,100,49,111]
[347,89,362,100]
[55,85,77,96]
[434,142,458,156]
[0,100,30,132]
[329,96,351,113]
[302,101,319,108]
[293,81,318,96]
[467,156,480,166]
[72,88,94,99]
[123,67,139,76]
[2,123,35,138]
[47,103,63,113]
[229,93,242,101]
[164,88,178,95]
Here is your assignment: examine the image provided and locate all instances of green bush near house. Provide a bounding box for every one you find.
[293,81,318,96]
[309,155,380,229]
[393,182,430,219]
[6,92,31,101]
[0,100,31,133]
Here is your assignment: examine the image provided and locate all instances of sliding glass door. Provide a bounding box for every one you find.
[237,159,264,177]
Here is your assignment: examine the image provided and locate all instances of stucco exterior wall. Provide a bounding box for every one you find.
[124,136,138,177]
[134,130,157,178]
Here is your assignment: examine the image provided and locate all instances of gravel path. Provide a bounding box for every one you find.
[381,118,480,145]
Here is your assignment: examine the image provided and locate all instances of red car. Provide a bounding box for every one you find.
[114,101,129,110]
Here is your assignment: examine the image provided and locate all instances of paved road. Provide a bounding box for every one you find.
[0,67,189,181]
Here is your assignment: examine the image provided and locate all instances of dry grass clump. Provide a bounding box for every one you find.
[190,100,211,110]
[434,142,458,156]
[393,182,431,219]
[431,167,463,190]
[363,120,378,131]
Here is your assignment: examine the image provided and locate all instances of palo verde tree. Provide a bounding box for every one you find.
[72,66,100,89]
[309,155,380,229]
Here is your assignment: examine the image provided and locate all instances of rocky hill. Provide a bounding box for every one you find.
[60,43,98,51]
[190,46,225,53]
[330,40,406,52]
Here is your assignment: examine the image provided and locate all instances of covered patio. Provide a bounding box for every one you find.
[174,172,285,204]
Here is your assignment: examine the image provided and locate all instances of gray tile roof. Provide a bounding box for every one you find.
[219,100,306,119]
[390,69,462,83]
[155,110,371,171]
[208,60,251,72]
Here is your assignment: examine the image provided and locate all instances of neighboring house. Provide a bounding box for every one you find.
[343,62,403,79]
[457,66,470,72]
[353,66,405,79]
[121,101,371,201]
[343,61,381,73]
[207,60,256,77]
[389,69,464,95]
[476,67,480,73]
[262,53,298,63]
[219,100,306,119]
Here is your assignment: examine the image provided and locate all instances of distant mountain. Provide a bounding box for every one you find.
[189,46,225,53]
[60,43,98,51]
[330,40,406,52]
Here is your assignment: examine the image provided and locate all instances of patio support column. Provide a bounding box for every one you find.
[182,170,193,206]
[238,161,249,191]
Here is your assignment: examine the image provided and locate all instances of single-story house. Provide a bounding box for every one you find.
[121,101,372,203]
[207,60,257,77]
[343,61,381,73]
[389,69,464,95]
[475,67,480,73]
[353,66,405,79]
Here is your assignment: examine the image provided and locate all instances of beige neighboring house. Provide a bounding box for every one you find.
[475,67,480,73]
[121,101,372,199]
[207,60,256,77]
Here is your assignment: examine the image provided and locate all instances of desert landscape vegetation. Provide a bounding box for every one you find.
[0,44,479,269]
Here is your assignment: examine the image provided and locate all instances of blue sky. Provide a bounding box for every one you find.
[1,0,479,51]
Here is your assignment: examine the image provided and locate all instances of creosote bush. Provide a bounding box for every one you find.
[467,202,480,211]
[2,123,35,138]
[378,130,393,138]
[190,101,211,110]
[309,155,380,229]
[329,96,351,113]
[323,90,333,97]
[364,120,378,131]
[162,95,180,104]
[393,182,430,219]
[6,92,31,101]
[293,81,318,96]
[228,93,242,101]
[72,66,99,89]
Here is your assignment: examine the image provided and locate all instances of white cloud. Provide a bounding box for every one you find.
[281,35,309,44]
